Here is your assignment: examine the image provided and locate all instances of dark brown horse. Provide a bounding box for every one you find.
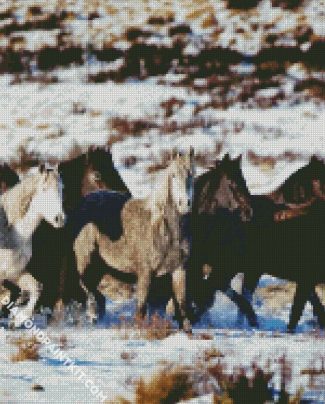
[190,154,325,332]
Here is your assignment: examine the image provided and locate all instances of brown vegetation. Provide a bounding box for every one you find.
[135,366,194,404]
[116,313,174,340]
[31,384,45,391]
[111,354,307,403]
[11,336,40,362]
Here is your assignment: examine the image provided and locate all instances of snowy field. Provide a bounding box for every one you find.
[0,325,324,403]
[0,0,325,402]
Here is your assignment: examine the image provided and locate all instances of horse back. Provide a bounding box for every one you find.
[68,190,131,241]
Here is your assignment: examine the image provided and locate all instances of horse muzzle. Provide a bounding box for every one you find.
[54,213,66,228]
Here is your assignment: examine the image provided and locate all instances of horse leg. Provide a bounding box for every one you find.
[1,280,21,317]
[309,288,325,329]
[209,267,258,328]
[243,271,260,302]
[237,272,260,326]
[287,284,310,333]
[13,273,41,327]
[171,267,190,331]
[81,260,106,323]
[224,286,258,328]
[136,270,151,320]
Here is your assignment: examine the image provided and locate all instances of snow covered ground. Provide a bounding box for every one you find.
[0,78,324,198]
[0,323,324,403]
[0,0,324,402]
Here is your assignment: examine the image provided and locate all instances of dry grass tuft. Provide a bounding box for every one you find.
[135,365,194,404]
[116,313,174,340]
[203,347,225,362]
[160,97,185,118]
[135,313,174,340]
[11,336,40,362]
[209,362,273,403]
[31,384,44,391]
[58,334,68,350]
[111,354,306,403]
[213,393,234,403]
[191,332,214,340]
[120,351,137,363]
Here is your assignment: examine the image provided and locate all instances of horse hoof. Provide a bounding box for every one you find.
[182,319,192,334]
[249,319,259,329]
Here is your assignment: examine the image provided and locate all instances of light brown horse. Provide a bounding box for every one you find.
[73,150,194,328]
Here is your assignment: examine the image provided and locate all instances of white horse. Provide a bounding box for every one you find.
[0,166,65,326]
[73,150,194,328]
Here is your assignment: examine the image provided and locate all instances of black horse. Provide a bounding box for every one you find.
[188,154,258,327]
[189,154,325,332]
[245,156,325,332]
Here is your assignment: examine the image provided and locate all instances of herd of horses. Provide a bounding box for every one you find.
[0,146,325,333]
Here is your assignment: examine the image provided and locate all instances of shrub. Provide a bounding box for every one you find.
[11,336,40,362]
[135,366,194,404]
[115,313,174,340]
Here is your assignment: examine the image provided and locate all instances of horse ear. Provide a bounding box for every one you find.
[220,153,231,167]
[189,147,195,172]
[190,146,194,161]
[224,153,231,162]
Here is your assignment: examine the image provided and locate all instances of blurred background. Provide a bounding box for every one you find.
[0,0,324,198]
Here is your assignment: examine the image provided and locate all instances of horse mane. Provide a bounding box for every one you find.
[87,147,130,194]
[147,166,172,226]
[272,155,325,205]
[193,153,252,220]
[1,173,38,225]
[59,146,131,211]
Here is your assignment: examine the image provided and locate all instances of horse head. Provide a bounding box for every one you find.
[33,165,65,228]
[194,153,252,221]
[59,147,131,212]
[168,148,195,215]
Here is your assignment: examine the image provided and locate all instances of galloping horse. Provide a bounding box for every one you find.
[188,154,258,327]
[0,166,64,326]
[72,151,195,328]
[190,154,325,332]
[246,156,325,332]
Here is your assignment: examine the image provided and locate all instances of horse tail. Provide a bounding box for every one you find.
[73,223,100,276]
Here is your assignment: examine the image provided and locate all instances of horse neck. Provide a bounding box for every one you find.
[147,169,181,238]
[13,198,42,242]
